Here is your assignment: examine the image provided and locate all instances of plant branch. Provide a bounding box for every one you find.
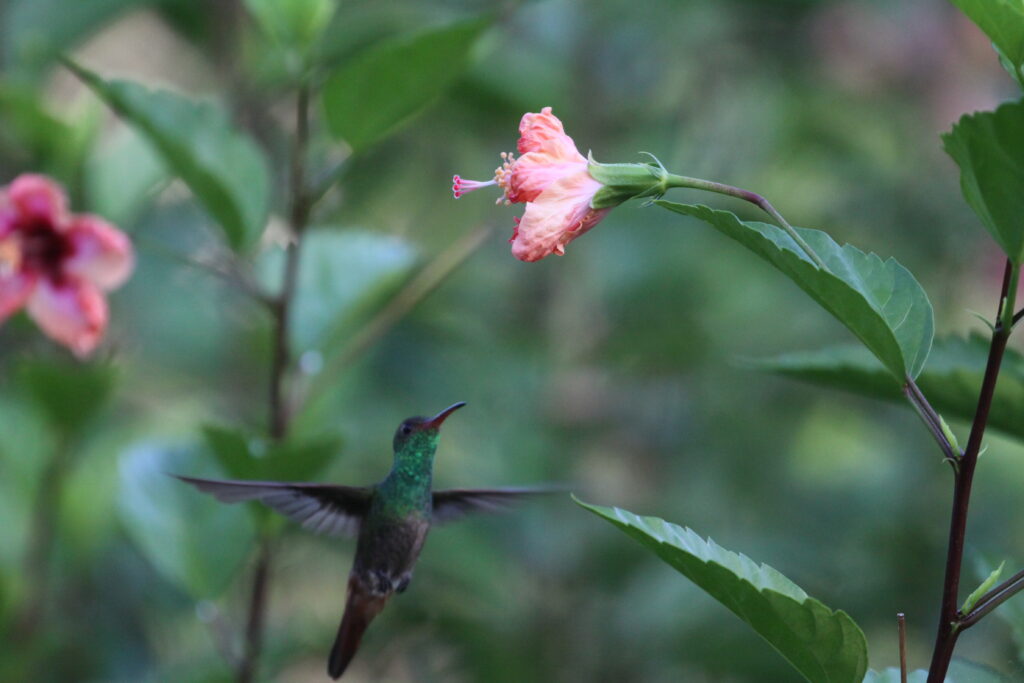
[664,174,830,272]
[927,259,1017,682]
[238,83,311,683]
[902,378,959,464]
[960,567,1024,629]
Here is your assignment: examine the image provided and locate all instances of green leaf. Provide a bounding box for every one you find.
[944,100,1024,264]
[201,425,260,481]
[245,0,335,50]
[4,0,151,78]
[747,334,1024,443]
[202,424,340,482]
[577,498,868,683]
[67,61,270,251]
[262,434,340,482]
[949,0,1024,88]
[16,359,117,436]
[291,230,418,355]
[657,202,934,380]
[85,129,167,226]
[964,561,1005,614]
[118,442,256,598]
[322,17,490,151]
[0,82,80,175]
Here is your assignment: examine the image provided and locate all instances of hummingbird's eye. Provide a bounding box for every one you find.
[401,424,413,436]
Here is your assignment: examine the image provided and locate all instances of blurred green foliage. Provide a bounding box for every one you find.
[1,0,1024,681]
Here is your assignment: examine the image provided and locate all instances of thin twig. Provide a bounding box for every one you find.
[898,613,907,683]
[137,238,275,309]
[197,600,242,670]
[305,225,493,404]
[902,378,959,464]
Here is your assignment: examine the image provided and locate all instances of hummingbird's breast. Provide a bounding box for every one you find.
[351,510,431,595]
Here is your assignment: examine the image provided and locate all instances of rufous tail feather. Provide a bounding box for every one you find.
[328,580,387,679]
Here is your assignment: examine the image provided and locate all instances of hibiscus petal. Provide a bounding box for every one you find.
[7,174,68,228]
[511,170,610,262]
[27,278,108,357]
[517,107,584,162]
[507,152,588,204]
[64,215,134,291]
[0,271,36,322]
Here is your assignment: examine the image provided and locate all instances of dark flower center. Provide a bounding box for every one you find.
[20,221,72,281]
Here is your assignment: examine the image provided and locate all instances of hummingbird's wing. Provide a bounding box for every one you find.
[431,486,565,523]
[175,475,373,537]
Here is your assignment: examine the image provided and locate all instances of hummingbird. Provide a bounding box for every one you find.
[176,402,556,679]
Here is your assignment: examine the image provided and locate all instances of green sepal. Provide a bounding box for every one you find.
[588,156,668,209]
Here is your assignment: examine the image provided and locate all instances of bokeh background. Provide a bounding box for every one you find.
[0,0,1022,680]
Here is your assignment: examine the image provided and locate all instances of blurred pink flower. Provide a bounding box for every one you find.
[0,174,133,356]
[453,107,610,262]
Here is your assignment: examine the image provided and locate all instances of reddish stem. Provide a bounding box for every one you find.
[926,260,1014,681]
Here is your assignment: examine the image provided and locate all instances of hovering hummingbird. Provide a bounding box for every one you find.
[177,402,556,679]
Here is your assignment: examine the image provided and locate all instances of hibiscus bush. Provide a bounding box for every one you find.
[2,1,1024,682]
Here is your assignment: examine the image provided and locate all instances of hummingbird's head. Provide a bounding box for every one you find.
[393,401,466,452]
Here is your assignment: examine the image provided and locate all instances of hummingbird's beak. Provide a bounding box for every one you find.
[424,401,466,429]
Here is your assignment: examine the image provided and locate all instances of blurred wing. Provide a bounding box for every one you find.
[175,475,373,537]
[431,486,565,524]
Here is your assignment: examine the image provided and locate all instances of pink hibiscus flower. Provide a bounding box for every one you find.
[0,174,134,356]
[453,107,612,262]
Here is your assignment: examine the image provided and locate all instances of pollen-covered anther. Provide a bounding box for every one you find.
[493,152,515,192]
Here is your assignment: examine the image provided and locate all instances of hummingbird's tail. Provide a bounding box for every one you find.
[328,578,388,679]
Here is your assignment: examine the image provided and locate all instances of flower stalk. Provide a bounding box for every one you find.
[662,173,830,272]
